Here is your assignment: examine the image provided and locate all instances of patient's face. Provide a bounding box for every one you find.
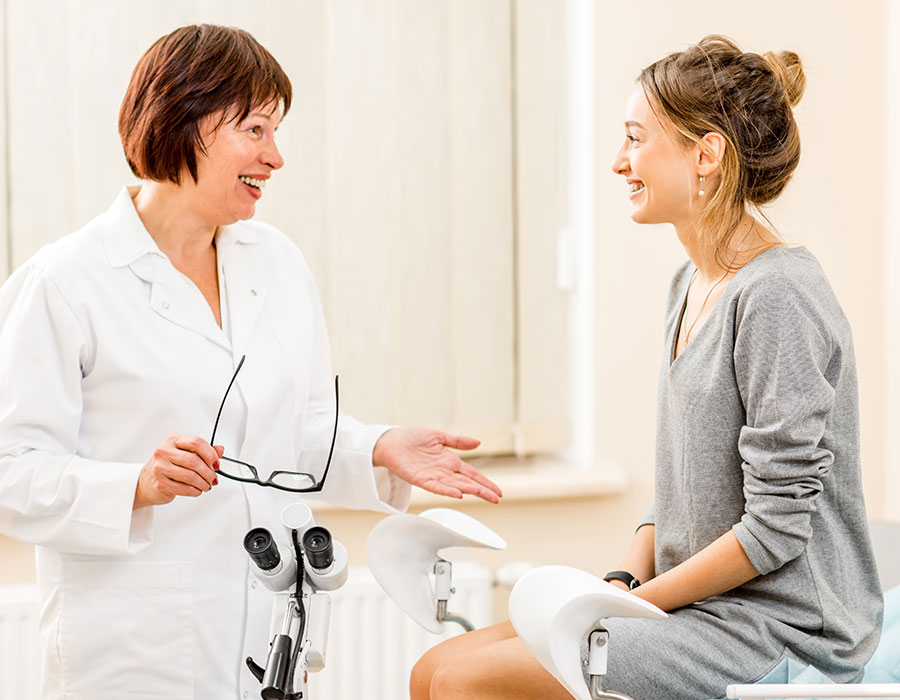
[610,88,697,228]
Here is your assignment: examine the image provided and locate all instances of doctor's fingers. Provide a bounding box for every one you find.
[171,434,222,471]
[439,469,502,504]
[434,451,502,500]
[151,461,216,496]
[437,431,481,452]
[153,439,218,488]
[454,459,503,498]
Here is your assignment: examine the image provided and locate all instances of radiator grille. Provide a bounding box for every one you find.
[0,562,494,700]
[309,561,495,700]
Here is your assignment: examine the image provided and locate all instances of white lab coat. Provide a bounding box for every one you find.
[0,186,410,699]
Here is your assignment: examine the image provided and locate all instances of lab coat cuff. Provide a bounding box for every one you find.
[316,424,410,513]
[365,424,411,512]
[66,457,154,555]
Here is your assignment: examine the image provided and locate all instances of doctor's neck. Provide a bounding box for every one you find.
[132,180,219,265]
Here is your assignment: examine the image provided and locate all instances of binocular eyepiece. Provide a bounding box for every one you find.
[244,528,281,572]
[243,525,335,574]
[301,526,334,571]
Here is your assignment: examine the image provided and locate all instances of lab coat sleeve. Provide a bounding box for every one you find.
[292,268,411,513]
[0,263,153,554]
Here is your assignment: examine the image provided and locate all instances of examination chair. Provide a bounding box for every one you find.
[508,521,900,700]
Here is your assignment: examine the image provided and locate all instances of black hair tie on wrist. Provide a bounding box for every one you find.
[603,570,641,590]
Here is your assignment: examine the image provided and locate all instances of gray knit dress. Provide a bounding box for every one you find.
[601,247,883,700]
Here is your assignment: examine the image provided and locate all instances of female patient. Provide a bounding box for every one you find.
[411,35,882,700]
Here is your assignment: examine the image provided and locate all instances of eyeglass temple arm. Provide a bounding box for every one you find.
[210,355,246,446]
[209,356,339,493]
[306,375,340,493]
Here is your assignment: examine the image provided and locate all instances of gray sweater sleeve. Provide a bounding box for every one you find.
[638,502,655,530]
[731,274,838,575]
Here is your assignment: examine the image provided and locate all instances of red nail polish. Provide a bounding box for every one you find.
[213,477,219,486]
[213,461,220,471]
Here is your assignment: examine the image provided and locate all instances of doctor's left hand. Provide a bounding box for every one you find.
[372,427,502,504]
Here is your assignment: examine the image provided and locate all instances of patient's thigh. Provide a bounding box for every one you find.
[603,603,789,700]
[427,620,517,666]
[411,621,518,699]
[431,634,573,700]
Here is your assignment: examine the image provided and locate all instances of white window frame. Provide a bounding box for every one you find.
[0,0,8,282]
[404,0,625,508]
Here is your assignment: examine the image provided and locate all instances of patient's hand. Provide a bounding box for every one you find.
[372,427,502,504]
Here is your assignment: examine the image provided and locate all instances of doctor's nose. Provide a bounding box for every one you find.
[264,139,284,172]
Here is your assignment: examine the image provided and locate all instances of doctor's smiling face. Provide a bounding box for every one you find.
[611,87,698,228]
[191,101,285,226]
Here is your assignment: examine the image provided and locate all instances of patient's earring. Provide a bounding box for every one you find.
[698,175,706,197]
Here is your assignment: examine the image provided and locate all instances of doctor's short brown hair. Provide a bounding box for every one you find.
[119,24,292,185]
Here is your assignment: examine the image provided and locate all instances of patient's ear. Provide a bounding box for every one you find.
[696,132,726,178]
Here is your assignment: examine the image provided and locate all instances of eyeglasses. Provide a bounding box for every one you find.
[210,355,339,492]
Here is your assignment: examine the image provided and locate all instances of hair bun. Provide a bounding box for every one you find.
[762,50,806,107]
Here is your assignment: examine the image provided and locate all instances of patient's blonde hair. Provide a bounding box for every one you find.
[639,35,806,266]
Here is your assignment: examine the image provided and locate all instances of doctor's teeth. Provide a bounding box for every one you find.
[239,176,266,189]
[629,183,645,193]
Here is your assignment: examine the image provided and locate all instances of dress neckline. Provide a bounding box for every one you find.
[668,245,804,366]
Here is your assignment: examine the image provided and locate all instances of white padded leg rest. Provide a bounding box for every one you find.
[726,683,900,698]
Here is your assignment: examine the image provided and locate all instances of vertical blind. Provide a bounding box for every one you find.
[0,0,570,457]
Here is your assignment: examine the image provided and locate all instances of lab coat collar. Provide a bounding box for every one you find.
[102,185,261,270]
[101,185,267,358]
[103,185,165,269]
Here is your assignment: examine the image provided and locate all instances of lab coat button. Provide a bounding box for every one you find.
[161,301,170,309]
[250,289,257,296]
[251,580,257,589]
[243,692,249,698]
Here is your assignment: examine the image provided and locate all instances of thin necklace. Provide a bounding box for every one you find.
[680,220,757,349]
[682,269,730,346]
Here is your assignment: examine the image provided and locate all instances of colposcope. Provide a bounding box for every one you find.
[243,502,349,700]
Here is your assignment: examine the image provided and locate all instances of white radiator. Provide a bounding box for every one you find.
[0,561,494,700]
[310,561,495,700]
[0,585,40,700]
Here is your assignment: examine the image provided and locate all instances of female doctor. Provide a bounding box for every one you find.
[0,24,501,700]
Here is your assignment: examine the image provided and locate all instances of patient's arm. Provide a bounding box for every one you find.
[608,523,657,591]
[632,530,757,612]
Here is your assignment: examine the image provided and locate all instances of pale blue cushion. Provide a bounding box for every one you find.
[756,585,900,698]
[859,584,900,682]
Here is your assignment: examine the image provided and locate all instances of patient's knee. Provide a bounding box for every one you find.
[409,646,442,700]
[429,662,470,700]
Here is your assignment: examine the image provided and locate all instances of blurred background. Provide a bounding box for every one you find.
[0,0,897,696]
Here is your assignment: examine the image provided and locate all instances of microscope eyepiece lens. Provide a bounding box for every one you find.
[302,526,334,571]
[243,528,280,571]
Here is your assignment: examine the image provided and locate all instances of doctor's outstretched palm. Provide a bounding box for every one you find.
[372,427,502,504]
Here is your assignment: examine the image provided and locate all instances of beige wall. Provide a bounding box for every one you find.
[0,0,893,631]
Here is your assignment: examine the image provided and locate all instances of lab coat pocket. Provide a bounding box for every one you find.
[59,560,194,699]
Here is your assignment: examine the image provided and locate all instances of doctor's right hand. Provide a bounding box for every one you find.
[133,435,225,510]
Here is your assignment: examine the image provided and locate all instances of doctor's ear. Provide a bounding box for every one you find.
[696,131,726,178]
